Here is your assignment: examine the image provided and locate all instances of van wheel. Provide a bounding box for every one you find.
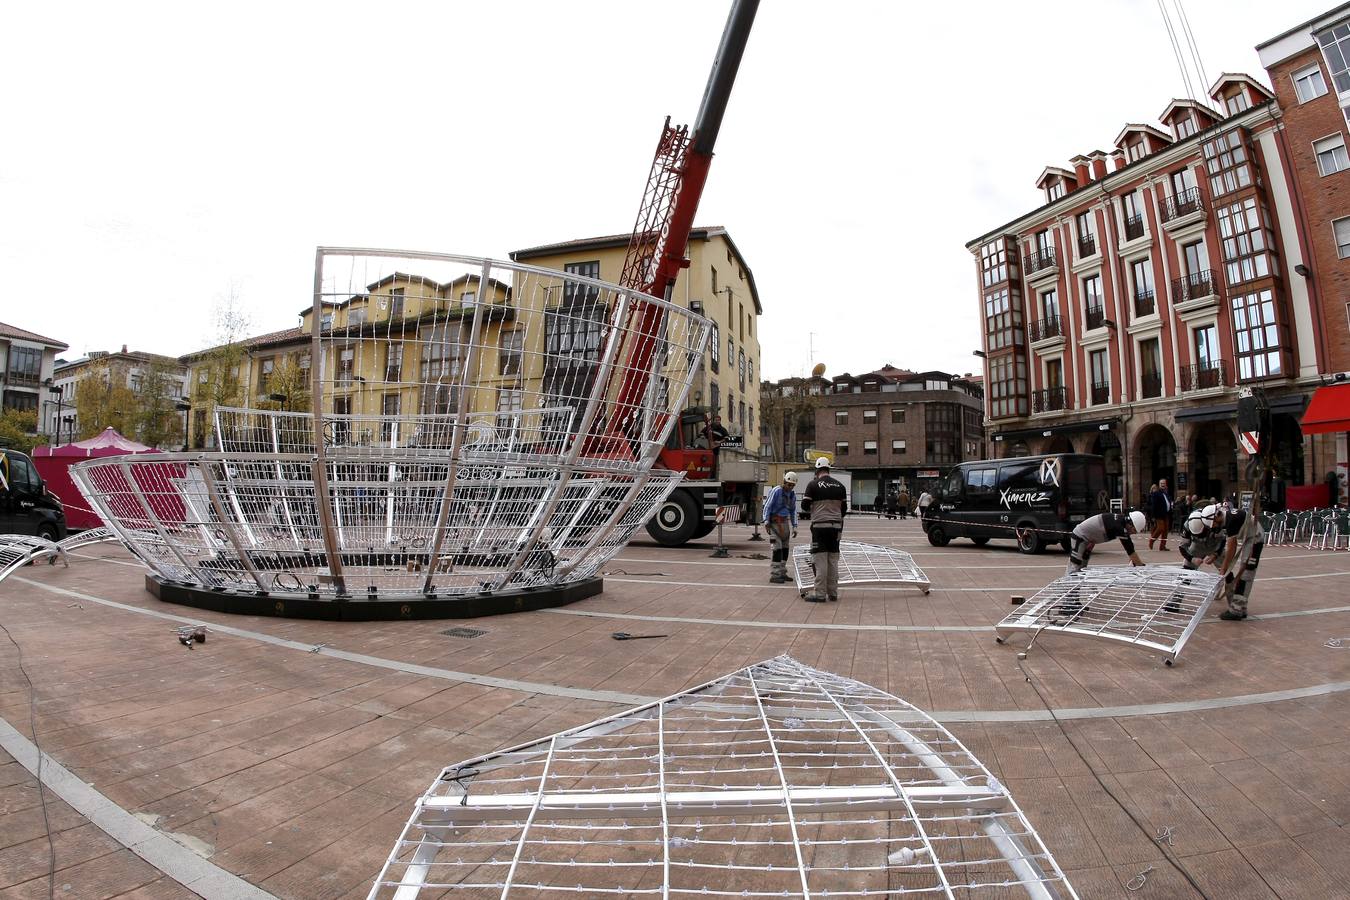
[971,537,990,547]
[1016,527,1044,555]
[927,526,950,547]
[38,524,59,543]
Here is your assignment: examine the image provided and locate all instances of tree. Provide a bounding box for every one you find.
[0,409,47,455]
[133,358,185,449]
[255,357,311,413]
[192,286,253,448]
[74,366,138,439]
[759,378,821,463]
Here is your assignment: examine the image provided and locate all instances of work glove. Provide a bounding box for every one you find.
[1225,572,1235,584]
[792,528,798,538]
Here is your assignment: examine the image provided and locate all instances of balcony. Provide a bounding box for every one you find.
[1077,235,1097,259]
[1133,290,1156,318]
[1022,247,1059,283]
[1090,382,1110,405]
[1171,270,1219,318]
[1028,315,1063,344]
[1140,372,1162,399]
[1123,214,1146,242]
[1181,361,1230,392]
[1161,187,1206,232]
[1032,386,1069,414]
[1084,305,1106,331]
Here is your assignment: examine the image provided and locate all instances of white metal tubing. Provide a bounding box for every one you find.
[197,461,269,592]
[744,664,812,899]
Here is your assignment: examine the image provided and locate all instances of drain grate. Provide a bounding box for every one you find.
[441,626,488,639]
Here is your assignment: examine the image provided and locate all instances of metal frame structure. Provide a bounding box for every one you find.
[994,565,1222,665]
[791,540,931,595]
[370,655,1075,898]
[69,251,711,605]
[0,527,118,586]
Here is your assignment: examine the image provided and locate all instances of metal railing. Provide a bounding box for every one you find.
[1181,360,1229,391]
[1171,269,1217,304]
[1090,382,1110,405]
[1141,372,1162,399]
[1124,214,1145,241]
[1028,315,1062,342]
[1162,186,1204,223]
[1032,386,1069,413]
[1084,305,1106,330]
[1077,234,1096,258]
[1023,247,1058,275]
[1133,290,1156,317]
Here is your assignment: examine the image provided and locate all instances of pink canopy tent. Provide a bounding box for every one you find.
[32,428,160,529]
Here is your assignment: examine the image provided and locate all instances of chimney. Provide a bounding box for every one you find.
[1071,157,1091,187]
[1090,152,1108,180]
[1111,150,1127,171]
[121,344,128,354]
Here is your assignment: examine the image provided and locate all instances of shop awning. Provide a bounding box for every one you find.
[1301,384,1350,434]
[991,418,1119,442]
[1175,392,1308,423]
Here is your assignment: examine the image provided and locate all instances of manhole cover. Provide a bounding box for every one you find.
[440,627,487,639]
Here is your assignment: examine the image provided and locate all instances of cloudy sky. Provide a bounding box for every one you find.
[1,0,1329,380]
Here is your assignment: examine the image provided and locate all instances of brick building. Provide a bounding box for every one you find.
[1258,3,1350,503]
[787,367,984,506]
[966,68,1327,505]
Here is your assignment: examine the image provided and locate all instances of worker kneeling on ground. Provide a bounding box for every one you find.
[1065,510,1147,575]
[800,457,848,602]
[762,471,799,584]
[1179,502,1264,621]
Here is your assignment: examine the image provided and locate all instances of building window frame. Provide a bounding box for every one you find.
[1314,132,1350,176]
[1334,216,1350,259]
[1232,288,1283,381]
[863,440,878,455]
[890,408,905,424]
[835,409,848,425]
[1316,21,1350,94]
[835,440,849,456]
[1293,62,1330,103]
[892,439,907,453]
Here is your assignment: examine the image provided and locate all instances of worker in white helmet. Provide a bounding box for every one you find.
[1065,509,1147,576]
[1179,502,1265,620]
[761,471,799,584]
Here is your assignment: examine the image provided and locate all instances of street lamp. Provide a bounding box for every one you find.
[174,399,192,451]
[269,392,289,411]
[42,378,65,446]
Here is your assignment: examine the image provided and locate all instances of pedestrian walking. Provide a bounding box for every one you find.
[800,457,848,603]
[1148,478,1173,551]
[762,472,799,584]
[917,489,933,520]
[897,486,911,519]
[1179,503,1265,620]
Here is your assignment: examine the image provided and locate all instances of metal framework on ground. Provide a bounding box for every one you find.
[370,655,1076,898]
[0,527,117,585]
[994,565,1222,665]
[67,250,711,607]
[792,541,931,595]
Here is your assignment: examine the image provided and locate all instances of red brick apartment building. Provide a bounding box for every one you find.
[967,39,1350,505]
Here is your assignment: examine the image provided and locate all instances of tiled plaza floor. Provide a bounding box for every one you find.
[1,517,1348,898]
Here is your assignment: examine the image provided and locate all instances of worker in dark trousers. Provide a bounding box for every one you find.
[761,471,799,584]
[1179,503,1265,620]
[800,457,848,602]
[1059,510,1146,615]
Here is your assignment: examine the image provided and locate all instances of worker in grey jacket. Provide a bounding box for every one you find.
[1065,510,1147,575]
[800,457,848,602]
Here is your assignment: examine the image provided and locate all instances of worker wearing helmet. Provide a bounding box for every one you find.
[1179,502,1265,620]
[762,471,800,584]
[1065,510,1147,576]
[800,457,848,602]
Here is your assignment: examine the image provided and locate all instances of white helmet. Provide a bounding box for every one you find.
[783,471,798,485]
[815,457,831,470]
[1186,504,1219,536]
[1128,510,1147,533]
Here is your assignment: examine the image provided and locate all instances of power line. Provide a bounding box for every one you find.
[1174,0,1210,98]
[1157,0,1196,99]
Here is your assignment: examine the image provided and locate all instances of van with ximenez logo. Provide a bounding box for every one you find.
[923,453,1109,553]
[0,448,68,541]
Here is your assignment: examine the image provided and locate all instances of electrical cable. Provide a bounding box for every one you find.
[1173,0,1209,96]
[0,619,56,900]
[1015,652,1213,899]
[1156,0,1195,99]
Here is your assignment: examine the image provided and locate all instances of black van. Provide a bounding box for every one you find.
[0,449,68,541]
[924,453,1109,553]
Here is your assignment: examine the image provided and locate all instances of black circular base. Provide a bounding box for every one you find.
[145,574,604,621]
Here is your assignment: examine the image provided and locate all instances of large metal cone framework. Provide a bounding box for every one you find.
[371,655,1076,898]
[69,250,712,601]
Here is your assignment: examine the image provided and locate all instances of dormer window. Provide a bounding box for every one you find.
[1047,180,1066,201]
[1128,140,1146,162]
[1175,114,1197,139]
[1224,91,1250,116]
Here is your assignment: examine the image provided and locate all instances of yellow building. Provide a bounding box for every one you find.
[511,226,764,453]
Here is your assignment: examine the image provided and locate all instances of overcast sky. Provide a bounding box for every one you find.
[1,0,1329,381]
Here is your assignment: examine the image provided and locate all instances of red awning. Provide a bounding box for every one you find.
[1301,384,1350,435]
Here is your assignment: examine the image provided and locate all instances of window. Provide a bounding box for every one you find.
[747,406,753,435]
[1194,324,1220,369]
[863,408,877,423]
[926,402,960,465]
[1047,181,1066,201]
[1045,358,1063,390]
[711,266,718,294]
[1175,114,1197,139]
[890,408,905,424]
[739,303,745,340]
[198,368,209,384]
[348,306,367,327]
[1335,217,1350,258]
[983,287,1023,351]
[1183,240,1206,276]
[988,354,1028,419]
[835,410,849,425]
[562,261,601,306]
[1127,140,1145,161]
[3,391,37,412]
[259,357,274,392]
[1224,92,1250,116]
[748,359,753,384]
[461,290,477,307]
[1082,274,1104,323]
[1202,129,1252,196]
[965,467,997,496]
[381,393,400,442]
[1140,338,1162,398]
[1317,22,1350,93]
[1034,230,1053,254]
[498,328,522,376]
[390,287,405,320]
[331,395,351,445]
[738,400,746,426]
[385,343,403,382]
[1131,258,1155,298]
[6,346,41,385]
[1040,288,1058,322]
[496,387,523,428]
[298,353,311,386]
[1170,166,1197,196]
[1232,288,1283,380]
[1075,211,1095,256]
[1217,197,1272,284]
[420,322,464,413]
[836,441,849,456]
[1314,134,1350,176]
[1294,64,1330,103]
[321,313,333,331]
[980,240,1012,287]
[728,336,734,371]
[710,323,720,372]
[738,349,745,391]
[1122,190,1145,239]
[863,440,878,455]
[892,439,907,453]
[1089,349,1109,404]
[337,347,354,385]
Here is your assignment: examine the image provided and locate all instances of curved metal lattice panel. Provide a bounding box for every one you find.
[792,540,931,594]
[69,250,711,599]
[371,655,1077,898]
